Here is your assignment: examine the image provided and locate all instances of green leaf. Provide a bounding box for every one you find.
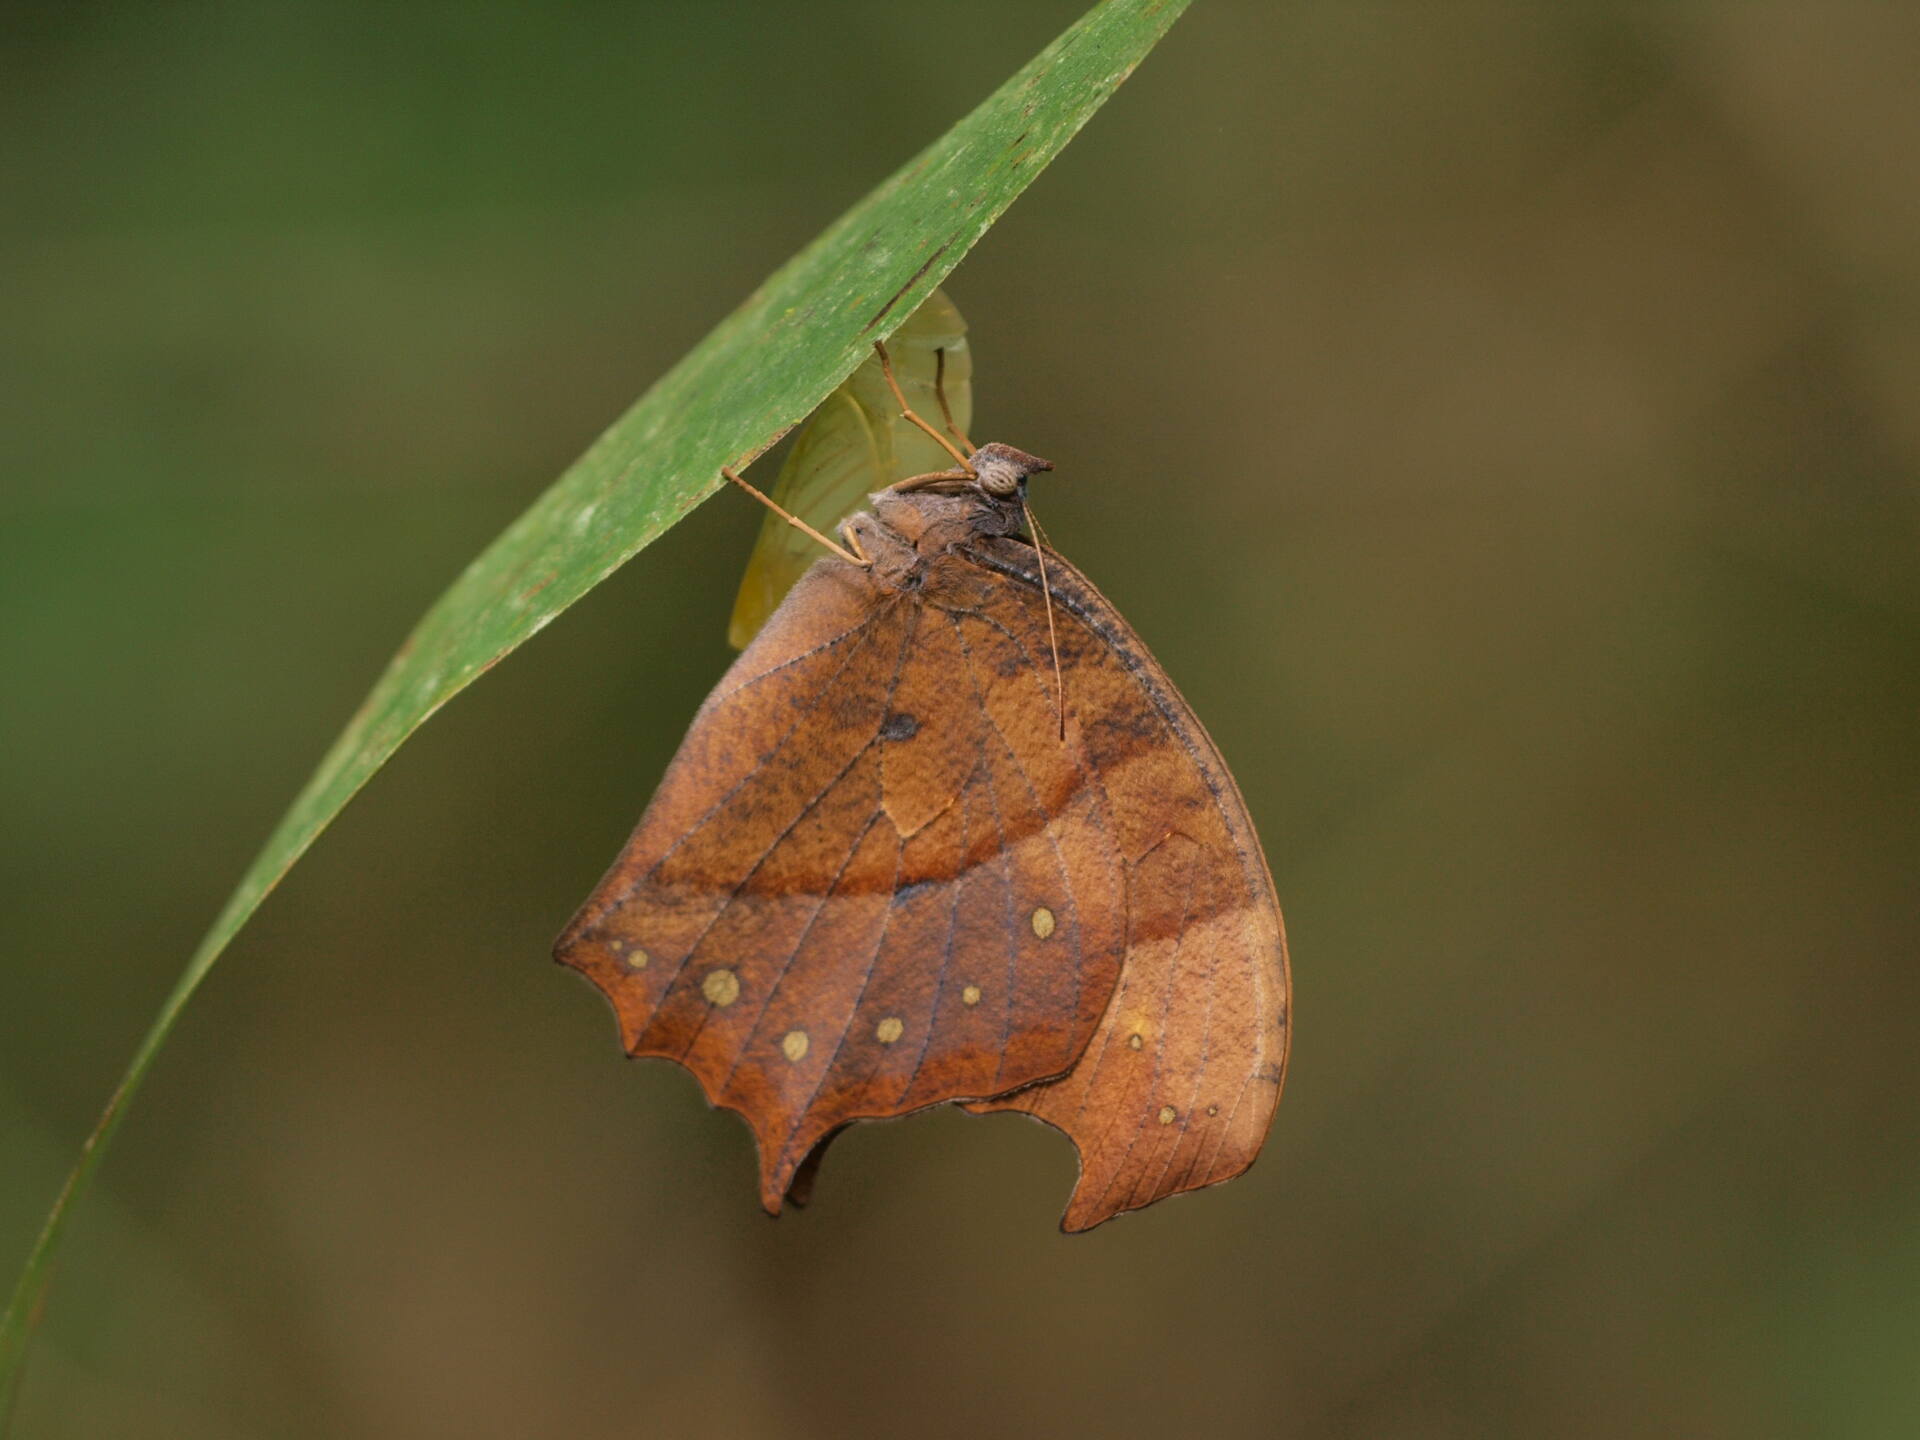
[0,0,1191,1414]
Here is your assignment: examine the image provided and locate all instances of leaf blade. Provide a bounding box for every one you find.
[0,0,1191,1411]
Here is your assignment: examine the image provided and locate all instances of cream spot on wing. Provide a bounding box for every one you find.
[622,944,650,970]
[781,1029,810,1063]
[1206,1104,1220,1116]
[1127,1033,1144,1051]
[1029,906,1056,939]
[875,1017,904,1044]
[961,985,982,1006]
[1157,1105,1177,1125]
[701,969,740,1007]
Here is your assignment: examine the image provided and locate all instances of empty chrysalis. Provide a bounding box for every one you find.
[728,288,972,648]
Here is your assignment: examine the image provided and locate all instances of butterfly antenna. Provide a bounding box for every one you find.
[721,465,868,567]
[875,339,975,473]
[1022,496,1068,742]
[933,347,977,453]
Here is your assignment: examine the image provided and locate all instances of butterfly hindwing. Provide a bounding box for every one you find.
[950,537,1290,1232]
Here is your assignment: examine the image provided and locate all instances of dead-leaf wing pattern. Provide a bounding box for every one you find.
[556,557,1125,1212]
[941,537,1291,1232]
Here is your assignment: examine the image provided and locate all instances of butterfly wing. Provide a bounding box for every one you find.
[557,553,1125,1213]
[933,536,1291,1232]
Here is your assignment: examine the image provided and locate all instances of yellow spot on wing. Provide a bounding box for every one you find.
[702,969,740,1007]
[961,985,982,1006]
[1030,906,1056,939]
[781,1030,810,1062]
[1157,1105,1177,1125]
[875,1017,904,1044]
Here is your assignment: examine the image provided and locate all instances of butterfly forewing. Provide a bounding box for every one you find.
[557,557,1126,1212]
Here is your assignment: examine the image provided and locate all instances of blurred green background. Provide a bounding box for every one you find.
[4,3,1917,1436]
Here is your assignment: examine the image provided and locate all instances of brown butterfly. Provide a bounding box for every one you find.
[555,348,1289,1230]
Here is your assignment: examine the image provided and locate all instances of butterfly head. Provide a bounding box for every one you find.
[967,443,1053,499]
[863,441,1054,565]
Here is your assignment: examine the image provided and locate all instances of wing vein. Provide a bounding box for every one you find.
[1144,846,1223,1203]
[712,803,889,1098]
[769,824,908,1174]
[708,607,878,707]
[704,602,923,1092]
[628,605,891,898]
[650,615,914,1057]
[897,759,974,1101]
[946,612,1090,1069]
[1091,849,1199,1217]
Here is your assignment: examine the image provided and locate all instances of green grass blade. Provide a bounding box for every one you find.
[0,0,1191,1413]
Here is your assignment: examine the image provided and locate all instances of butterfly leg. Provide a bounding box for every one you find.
[933,347,977,454]
[721,465,869,567]
[874,339,976,474]
[889,466,974,493]
[837,519,871,565]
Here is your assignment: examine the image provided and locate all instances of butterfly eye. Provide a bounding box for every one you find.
[969,452,1025,497]
[967,442,1053,499]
